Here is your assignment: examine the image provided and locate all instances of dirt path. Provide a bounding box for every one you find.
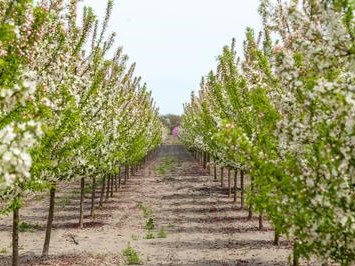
[0,137,292,265]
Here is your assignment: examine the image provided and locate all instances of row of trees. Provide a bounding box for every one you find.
[180,0,354,265]
[0,0,162,265]
[160,114,181,134]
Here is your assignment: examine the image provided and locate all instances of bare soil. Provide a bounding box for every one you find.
[0,137,294,265]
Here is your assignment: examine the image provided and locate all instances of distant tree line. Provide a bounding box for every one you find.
[160,114,181,134]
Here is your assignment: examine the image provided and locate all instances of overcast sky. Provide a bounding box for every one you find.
[81,0,261,115]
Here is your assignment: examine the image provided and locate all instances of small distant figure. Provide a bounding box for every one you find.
[172,126,180,137]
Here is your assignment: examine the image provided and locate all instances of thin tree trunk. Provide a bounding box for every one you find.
[220,167,224,187]
[227,169,231,197]
[105,175,110,202]
[207,154,211,175]
[248,204,253,220]
[90,177,96,219]
[79,177,85,228]
[293,242,300,266]
[115,173,118,192]
[118,167,122,188]
[110,174,114,197]
[12,206,19,266]
[124,166,128,185]
[259,211,263,230]
[248,174,254,220]
[241,170,245,208]
[274,230,280,246]
[43,185,56,256]
[214,164,217,180]
[99,175,105,207]
[204,152,207,168]
[233,169,238,203]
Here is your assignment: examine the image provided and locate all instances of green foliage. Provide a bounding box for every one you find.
[157,228,167,238]
[180,1,355,264]
[145,217,155,231]
[131,234,139,241]
[19,221,40,233]
[84,182,93,194]
[144,231,155,240]
[122,245,143,265]
[0,247,7,254]
[160,114,181,133]
[155,156,175,175]
[136,202,153,218]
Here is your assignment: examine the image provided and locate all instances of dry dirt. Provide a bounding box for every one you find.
[0,137,294,265]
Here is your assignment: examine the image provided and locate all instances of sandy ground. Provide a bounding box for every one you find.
[0,137,295,265]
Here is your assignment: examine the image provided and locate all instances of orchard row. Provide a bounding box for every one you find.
[0,0,163,265]
[180,1,354,265]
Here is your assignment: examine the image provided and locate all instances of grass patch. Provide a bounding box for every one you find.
[136,202,153,218]
[145,231,155,239]
[122,245,143,265]
[157,227,167,238]
[19,221,40,232]
[136,202,162,240]
[0,247,7,254]
[131,234,139,241]
[145,217,155,231]
[144,217,155,239]
[155,156,175,175]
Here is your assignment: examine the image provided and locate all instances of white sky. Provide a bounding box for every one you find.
[81,0,262,115]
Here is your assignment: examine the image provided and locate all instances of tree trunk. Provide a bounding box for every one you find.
[118,167,122,188]
[293,242,300,266]
[259,211,263,230]
[214,164,217,180]
[105,175,110,202]
[274,230,280,246]
[227,169,231,197]
[233,169,238,203]
[115,173,118,192]
[241,170,244,208]
[220,167,224,187]
[79,177,85,228]
[248,204,253,220]
[207,154,211,175]
[43,185,56,256]
[99,175,105,207]
[90,177,96,219]
[110,174,114,197]
[12,206,19,266]
[248,174,254,220]
[123,166,127,185]
[203,152,207,169]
